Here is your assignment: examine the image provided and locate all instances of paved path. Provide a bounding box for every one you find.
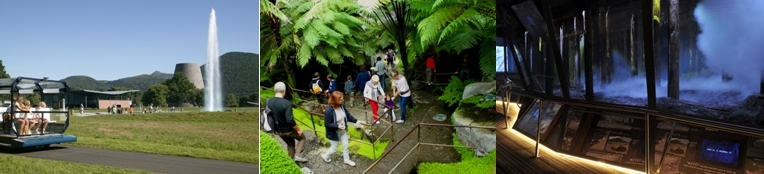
[1,145,258,174]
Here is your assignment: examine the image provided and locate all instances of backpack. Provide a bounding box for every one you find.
[310,79,322,94]
[260,98,278,133]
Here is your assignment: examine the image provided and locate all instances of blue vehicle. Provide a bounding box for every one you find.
[0,77,76,148]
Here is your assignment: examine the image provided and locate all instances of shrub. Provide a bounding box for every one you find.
[260,131,303,174]
[417,133,496,174]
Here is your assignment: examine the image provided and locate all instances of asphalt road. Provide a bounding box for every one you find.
[1,145,258,174]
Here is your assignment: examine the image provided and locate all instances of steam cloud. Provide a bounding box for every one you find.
[591,0,764,104]
[695,0,764,94]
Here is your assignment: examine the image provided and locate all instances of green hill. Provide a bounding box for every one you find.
[107,71,172,91]
[217,52,259,98]
[61,76,110,90]
[62,52,259,98]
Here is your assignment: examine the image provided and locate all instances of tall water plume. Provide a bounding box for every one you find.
[204,8,222,111]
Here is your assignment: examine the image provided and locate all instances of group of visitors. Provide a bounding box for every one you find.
[266,82,361,167]
[263,49,411,167]
[5,95,50,135]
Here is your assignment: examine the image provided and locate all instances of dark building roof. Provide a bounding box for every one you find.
[70,90,140,95]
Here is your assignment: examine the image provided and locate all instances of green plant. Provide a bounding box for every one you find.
[292,108,388,160]
[437,76,476,107]
[460,95,495,110]
[260,131,303,174]
[417,133,496,174]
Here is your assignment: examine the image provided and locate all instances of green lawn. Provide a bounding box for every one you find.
[0,154,152,173]
[81,107,258,113]
[63,110,258,164]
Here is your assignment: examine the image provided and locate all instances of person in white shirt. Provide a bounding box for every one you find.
[363,75,385,124]
[391,70,411,124]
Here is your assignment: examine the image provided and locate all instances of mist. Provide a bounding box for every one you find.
[585,0,764,104]
[695,0,764,94]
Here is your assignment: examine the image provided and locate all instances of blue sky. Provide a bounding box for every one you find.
[0,0,258,81]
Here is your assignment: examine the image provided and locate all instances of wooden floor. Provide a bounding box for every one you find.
[495,101,643,174]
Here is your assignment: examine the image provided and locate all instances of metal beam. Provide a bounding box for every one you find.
[540,0,571,99]
[642,0,658,172]
[584,7,594,100]
[500,6,532,90]
[642,0,658,109]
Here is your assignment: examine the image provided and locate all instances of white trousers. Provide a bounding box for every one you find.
[384,108,397,120]
[322,130,350,161]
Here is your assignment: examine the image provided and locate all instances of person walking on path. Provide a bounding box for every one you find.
[391,71,411,124]
[354,65,371,106]
[321,91,358,167]
[344,75,356,107]
[268,82,309,162]
[311,72,328,105]
[79,104,84,115]
[375,57,387,92]
[425,55,437,85]
[326,74,338,93]
[386,49,396,68]
[363,75,385,124]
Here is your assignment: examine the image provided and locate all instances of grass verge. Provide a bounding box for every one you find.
[293,108,389,160]
[0,154,152,173]
[260,131,303,174]
[65,111,258,164]
[417,133,496,174]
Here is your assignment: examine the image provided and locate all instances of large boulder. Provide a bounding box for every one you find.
[463,81,497,99]
[452,109,495,157]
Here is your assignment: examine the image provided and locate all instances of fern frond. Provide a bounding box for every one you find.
[437,76,465,106]
[325,47,343,64]
[260,0,290,22]
[418,6,462,48]
[437,7,478,44]
[478,36,496,80]
[313,48,330,66]
[296,43,313,68]
[443,30,481,52]
[332,22,351,35]
[303,27,321,48]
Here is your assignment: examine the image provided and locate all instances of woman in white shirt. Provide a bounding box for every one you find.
[363,75,385,125]
[13,96,33,135]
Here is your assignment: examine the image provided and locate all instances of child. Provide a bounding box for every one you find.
[345,75,355,107]
[383,94,396,121]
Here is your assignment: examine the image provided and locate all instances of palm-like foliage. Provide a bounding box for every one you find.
[262,0,376,69]
[261,0,378,87]
[411,0,496,80]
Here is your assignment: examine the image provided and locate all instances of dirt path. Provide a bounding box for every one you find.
[280,89,461,174]
[348,90,461,174]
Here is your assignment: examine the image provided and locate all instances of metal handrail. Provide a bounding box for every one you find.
[363,123,496,174]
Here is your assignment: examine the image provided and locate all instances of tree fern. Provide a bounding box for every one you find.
[479,36,496,80]
[260,0,290,22]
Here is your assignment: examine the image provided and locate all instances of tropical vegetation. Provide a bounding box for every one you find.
[260,0,496,91]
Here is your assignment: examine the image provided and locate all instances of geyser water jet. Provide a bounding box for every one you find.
[204,8,223,111]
